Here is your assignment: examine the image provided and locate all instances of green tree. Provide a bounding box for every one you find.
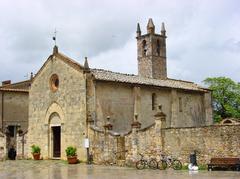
[203,77,240,122]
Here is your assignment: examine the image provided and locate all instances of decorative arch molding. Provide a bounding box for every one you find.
[44,102,64,125]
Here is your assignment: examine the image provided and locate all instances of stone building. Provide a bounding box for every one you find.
[0,80,30,153]
[24,19,213,161]
[5,19,238,164]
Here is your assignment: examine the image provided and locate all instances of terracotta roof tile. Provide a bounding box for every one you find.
[91,69,207,92]
[0,88,29,93]
[0,80,31,90]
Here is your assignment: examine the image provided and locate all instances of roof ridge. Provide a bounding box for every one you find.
[57,52,84,69]
[32,51,84,83]
[91,69,208,92]
[92,69,198,85]
[91,68,136,77]
[167,78,194,84]
[0,88,29,92]
[0,79,31,88]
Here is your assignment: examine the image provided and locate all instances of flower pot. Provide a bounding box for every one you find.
[32,153,41,160]
[67,156,78,164]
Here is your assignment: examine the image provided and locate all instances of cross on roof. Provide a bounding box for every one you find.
[52,28,57,46]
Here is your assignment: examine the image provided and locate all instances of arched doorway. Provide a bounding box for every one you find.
[49,112,61,158]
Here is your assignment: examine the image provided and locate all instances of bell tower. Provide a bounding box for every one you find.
[137,18,167,79]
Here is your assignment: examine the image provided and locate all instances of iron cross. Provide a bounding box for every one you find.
[53,28,57,45]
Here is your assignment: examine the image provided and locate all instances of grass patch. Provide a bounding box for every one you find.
[181,164,189,170]
[198,164,208,170]
[181,163,208,170]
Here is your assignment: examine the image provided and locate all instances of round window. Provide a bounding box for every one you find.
[50,74,59,92]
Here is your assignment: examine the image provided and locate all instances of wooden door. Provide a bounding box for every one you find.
[52,126,61,158]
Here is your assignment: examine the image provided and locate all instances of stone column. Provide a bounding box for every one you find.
[103,116,113,161]
[170,89,178,127]
[133,87,141,122]
[154,105,166,152]
[86,114,94,163]
[0,132,6,161]
[204,92,213,125]
[131,114,141,161]
[16,130,28,159]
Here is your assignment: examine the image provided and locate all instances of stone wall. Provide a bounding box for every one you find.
[28,54,87,160]
[0,91,28,131]
[89,116,240,165]
[130,124,240,164]
[88,128,117,164]
[163,124,240,164]
[137,29,167,79]
[93,81,211,132]
[16,132,28,159]
[95,82,134,133]
[171,90,206,127]
[0,132,6,160]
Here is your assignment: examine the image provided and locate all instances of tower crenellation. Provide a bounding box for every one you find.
[137,18,167,79]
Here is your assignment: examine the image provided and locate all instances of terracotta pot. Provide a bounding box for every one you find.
[67,156,78,164]
[32,153,41,160]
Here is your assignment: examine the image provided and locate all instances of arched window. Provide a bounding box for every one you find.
[156,39,160,56]
[50,74,59,92]
[152,93,156,110]
[142,40,147,56]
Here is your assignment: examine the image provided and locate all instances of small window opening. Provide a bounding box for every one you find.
[152,93,156,110]
[7,126,16,137]
[142,40,147,56]
[157,40,160,56]
[50,74,59,92]
[179,97,183,112]
[54,78,59,87]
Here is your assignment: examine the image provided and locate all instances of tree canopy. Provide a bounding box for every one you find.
[203,77,240,122]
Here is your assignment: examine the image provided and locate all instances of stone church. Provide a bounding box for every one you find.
[0,19,217,162]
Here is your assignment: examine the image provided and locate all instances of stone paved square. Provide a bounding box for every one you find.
[0,160,240,179]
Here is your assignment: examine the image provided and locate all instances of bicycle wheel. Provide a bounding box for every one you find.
[158,160,167,170]
[148,159,158,169]
[172,160,182,170]
[136,160,145,170]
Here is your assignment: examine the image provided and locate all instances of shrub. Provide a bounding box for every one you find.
[65,146,77,157]
[181,164,189,170]
[31,145,41,154]
[198,164,208,170]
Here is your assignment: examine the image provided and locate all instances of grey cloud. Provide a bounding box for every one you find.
[0,0,240,84]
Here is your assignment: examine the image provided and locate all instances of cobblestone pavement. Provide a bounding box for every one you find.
[0,160,240,179]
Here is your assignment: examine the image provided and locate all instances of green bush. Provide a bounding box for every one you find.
[198,164,208,170]
[65,146,77,157]
[31,145,41,154]
[181,164,189,170]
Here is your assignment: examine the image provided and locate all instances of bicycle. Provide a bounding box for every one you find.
[136,153,157,170]
[160,154,182,170]
[147,153,167,170]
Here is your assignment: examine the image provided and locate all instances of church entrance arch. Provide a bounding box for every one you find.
[45,102,64,159]
[49,112,61,158]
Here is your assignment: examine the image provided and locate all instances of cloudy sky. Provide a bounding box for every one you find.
[0,0,240,84]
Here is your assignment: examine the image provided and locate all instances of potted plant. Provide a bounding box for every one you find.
[31,145,41,160]
[65,146,78,164]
